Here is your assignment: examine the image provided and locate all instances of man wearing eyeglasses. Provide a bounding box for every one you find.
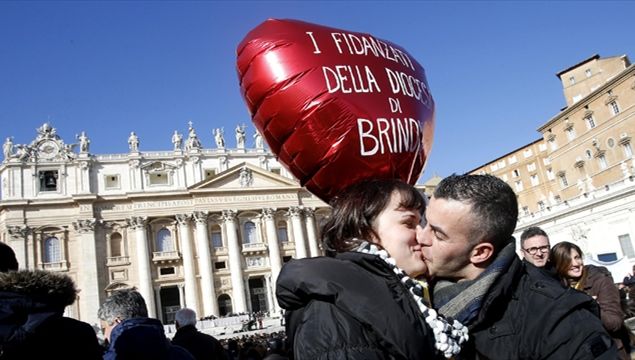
[520,226,551,268]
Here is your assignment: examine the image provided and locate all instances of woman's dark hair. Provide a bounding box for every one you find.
[322,179,425,255]
[550,241,584,282]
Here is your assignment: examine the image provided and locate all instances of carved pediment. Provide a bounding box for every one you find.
[140,161,178,173]
[189,162,298,191]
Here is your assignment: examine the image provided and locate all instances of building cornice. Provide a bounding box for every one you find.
[555,54,599,77]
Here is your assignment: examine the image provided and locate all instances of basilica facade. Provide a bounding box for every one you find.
[0,123,329,328]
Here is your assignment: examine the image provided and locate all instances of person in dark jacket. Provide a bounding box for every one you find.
[551,241,630,359]
[98,288,194,360]
[0,241,18,272]
[0,269,102,359]
[277,179,469,360]
[420,174,617,359]
[263,337,288,360]
[172,307,228,360]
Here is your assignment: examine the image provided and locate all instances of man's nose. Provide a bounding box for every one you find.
[418,224,431,246]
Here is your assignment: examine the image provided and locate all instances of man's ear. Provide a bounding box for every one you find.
[470,242,494,265]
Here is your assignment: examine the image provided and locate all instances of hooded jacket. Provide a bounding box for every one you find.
[0,270,102,359]
[276,252,438,360]
[103,317,194,360]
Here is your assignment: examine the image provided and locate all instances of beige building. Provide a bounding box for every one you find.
[471,54,635,268]
[0,123,329,328]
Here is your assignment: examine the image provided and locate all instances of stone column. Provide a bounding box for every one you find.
[178,284,185,308]
[262,208,282,312]
[72,219,101,327]
[176,214,199,314]
[264,274,275,314]
[222,210,247,313]
[127,216,156,317]
[194,211,218,317]
[304,208,320,257]
[154,287,163,322]
[288,206,307,259]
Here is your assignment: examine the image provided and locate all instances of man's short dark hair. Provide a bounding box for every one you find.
[0,242,18,272]
[520,226,549,246]
[434,174,518,251]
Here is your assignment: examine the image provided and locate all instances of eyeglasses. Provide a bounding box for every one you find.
[523,245,550,255]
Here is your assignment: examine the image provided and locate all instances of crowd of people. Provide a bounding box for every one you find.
[1,173,635,359]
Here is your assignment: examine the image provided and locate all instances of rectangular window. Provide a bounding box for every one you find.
[159,267,175,276]
[283,256,293,263]
[619,234,635,258]
[105,175,120,189]
[543,157,551,165]
[549,139,558,151]
[585,115,596,129]
[523,149,533,158]
[214,261,227,270]
[514,180,523,192]
[508,155,517,164]
[498,160,506,168]
[609,101,620,116]
[538,143,547,152]
[566,128,576,141]
[527,163,536,172]
[522,206,529,216]
[598,155,608,169]
[530,174,539,186]
[211,232,223,248]
[585,69,592,78]
[559,173,569,187]
[205,169,216,179]
[512,169,520,177]
[569,76,575,85]
[623,143,633,158]
[149,172,169,185]
[547,168,555,180]
[537,201,545,211]
[490,163,499,171]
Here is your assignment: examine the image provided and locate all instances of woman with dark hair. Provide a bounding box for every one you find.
[276,179,468,359]
[551,241,630,359]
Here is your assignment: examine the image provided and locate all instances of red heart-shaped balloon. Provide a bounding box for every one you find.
[237,19,434,202]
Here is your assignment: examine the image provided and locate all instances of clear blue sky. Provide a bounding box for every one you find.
[1,1,634,182]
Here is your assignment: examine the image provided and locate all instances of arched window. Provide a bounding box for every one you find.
[156,228,174,252]
[211,225,223,248]
[110,232,123,257]
[43,236,61,263]
[243,221,257,244]
[218,294,233,316]
[277,221,288,243]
